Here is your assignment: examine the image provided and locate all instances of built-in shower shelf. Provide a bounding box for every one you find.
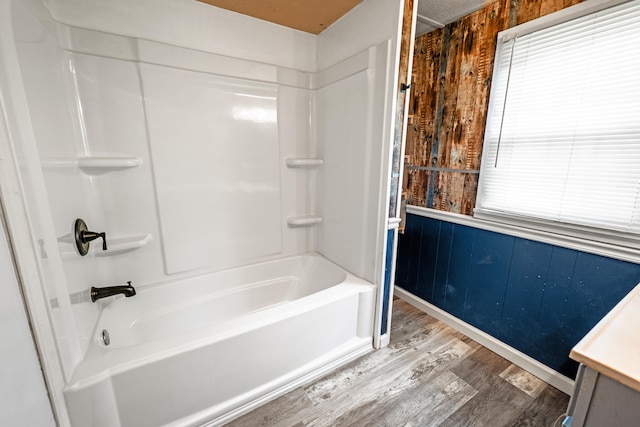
[287,215,323,227]
[286,158,324,168]
[93,233,153,257]
[77,156,142,174]
[58,233,152,258]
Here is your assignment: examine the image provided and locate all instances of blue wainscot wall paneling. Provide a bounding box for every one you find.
[395,212,640,379]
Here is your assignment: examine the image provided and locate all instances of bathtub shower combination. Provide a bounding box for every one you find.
[66,255,375,426]
[0,0,406,425]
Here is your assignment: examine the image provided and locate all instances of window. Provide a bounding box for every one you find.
[475,0,640,253]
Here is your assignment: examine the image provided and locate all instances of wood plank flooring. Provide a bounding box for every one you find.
[226,299,569,427]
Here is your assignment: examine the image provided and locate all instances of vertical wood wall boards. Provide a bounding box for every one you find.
[405,0,584,215]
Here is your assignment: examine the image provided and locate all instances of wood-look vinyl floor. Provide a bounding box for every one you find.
[226,299,569,427]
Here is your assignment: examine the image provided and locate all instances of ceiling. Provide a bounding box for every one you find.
[197,0,486,36]
[415,0,486,36]
[196,0,363,35]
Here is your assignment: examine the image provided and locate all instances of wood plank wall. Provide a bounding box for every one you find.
[405,0,584,215]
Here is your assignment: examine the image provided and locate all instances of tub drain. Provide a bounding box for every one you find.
[100,329,111,346]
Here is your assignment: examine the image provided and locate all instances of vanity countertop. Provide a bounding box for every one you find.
[570,283,640,392]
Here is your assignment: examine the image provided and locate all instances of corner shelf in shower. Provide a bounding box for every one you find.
[286,158,324,168]
[77,156,142,175]
[287,215,323,227]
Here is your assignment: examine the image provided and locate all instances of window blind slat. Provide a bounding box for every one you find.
[477,0,640,244]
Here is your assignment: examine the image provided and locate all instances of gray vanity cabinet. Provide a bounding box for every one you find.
[566,364,640,426]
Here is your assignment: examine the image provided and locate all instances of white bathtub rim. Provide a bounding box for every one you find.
[66,282,372,391]
[124,251,350,294]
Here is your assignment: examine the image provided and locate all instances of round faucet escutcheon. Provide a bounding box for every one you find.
[74,218,107,256]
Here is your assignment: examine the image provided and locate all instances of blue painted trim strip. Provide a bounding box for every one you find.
[381,229,395,335]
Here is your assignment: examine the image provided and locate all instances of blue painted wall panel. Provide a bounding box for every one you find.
[443,224,476,319]
[539,247,577,336]
[397,215,422,295]
[396,213,640,378]
[431,221,454,308]
[463,230,515,336]
[395,215,413,292]
[415,217,439,302]
[534,246,578,374]
[499,239,553,359]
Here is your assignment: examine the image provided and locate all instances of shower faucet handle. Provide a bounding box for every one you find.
[82,231,107,250]
[74,218,108,256]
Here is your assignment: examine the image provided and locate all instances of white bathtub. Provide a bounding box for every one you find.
[63,253,375,426]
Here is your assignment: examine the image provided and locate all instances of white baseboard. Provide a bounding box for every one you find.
[395,287,575,395]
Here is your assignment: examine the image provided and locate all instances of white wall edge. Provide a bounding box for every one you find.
[395,287,575,395]
[374,0,418,348]
[0,4,70,423]
[393,0,418,222]
[406,205,640,265]
[371,39,395,349]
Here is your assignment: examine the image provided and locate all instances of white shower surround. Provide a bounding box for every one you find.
[0,0,405,424]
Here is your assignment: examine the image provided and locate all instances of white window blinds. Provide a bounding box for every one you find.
[475,0,640,246]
